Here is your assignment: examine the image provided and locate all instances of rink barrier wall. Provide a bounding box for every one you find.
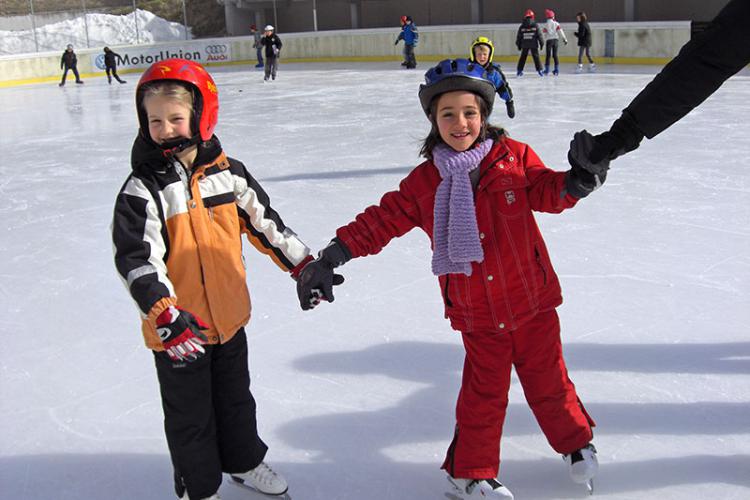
[0,22,689,87]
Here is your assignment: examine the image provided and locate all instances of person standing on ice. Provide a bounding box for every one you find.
[103,47,126,84]
[395,15,419,69]
[261,25,282,81]
[568,0,750,175]
[541,9,568,75]
[112,58,314,500]
[59,44,83,86]
[468,36,515,118]
[573,11,596,73]
[295,58,601,499]
[250,24,264,68]
[515,9,545,76]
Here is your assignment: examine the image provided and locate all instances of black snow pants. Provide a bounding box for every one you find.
[154,328,268,499]
[517,48,542,73]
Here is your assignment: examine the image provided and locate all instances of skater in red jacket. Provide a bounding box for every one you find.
[296,59,602,499]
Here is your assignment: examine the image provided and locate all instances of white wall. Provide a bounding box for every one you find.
[0,22,690,85]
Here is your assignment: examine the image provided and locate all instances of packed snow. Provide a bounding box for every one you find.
[0,61,748,500]
[0,9,190,55]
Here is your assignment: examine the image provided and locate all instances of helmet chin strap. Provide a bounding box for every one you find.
[159,135,201,157]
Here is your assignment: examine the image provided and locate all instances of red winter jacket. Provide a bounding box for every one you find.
[336,136,579,333]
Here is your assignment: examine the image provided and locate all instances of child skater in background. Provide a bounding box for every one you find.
[112,58,313,500]
[541,9,568,75]
[469,36,516,118]
[103,47,126,84]
[296,59,603,499]
[574,11,596,72]
[515,9,545,76]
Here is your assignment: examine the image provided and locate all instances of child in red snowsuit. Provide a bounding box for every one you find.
[296,59,603,498]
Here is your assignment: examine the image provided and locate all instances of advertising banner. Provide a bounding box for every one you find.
[91,42,232,71]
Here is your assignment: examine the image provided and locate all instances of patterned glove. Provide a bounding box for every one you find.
[297,239,350,311]
[156,306,209,362]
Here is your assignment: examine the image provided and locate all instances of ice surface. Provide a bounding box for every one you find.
[0,62,748,500]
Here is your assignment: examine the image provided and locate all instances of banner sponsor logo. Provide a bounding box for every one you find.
[90,43,232,70]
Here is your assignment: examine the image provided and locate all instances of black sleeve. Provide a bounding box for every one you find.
[276,35,282,48]
[624,0,750,139]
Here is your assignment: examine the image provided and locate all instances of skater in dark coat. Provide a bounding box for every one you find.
[515,9,544,76]
[260,25,282,81]
[59,44,83,86]
[103,47,126,84]
[568,0,750,175]
[573,12,596,72]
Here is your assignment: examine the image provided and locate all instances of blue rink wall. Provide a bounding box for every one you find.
[0,22,690,87]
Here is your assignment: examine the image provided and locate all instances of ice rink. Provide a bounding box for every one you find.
[1,61,749,499]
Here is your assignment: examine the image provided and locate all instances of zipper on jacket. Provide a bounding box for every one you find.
[443,274,453,307]
[535,246,547,285]
[171,158,192,201]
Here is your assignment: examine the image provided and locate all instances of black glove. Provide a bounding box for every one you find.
[505,100,515,119]
[588,112,645,163]
[566,130,607,198]
[394,39,399,45]
[155,306,209,362]
[297,239,350,311]
[568,129,610,176]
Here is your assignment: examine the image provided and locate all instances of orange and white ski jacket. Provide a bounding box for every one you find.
[112,137,310,350]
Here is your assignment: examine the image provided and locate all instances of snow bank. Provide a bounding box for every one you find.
[0,9,191,55]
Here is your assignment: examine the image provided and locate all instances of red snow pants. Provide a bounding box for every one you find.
[442,309,594,479]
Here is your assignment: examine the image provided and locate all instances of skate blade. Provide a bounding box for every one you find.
[586,478,594,495]
[230,476,292,499]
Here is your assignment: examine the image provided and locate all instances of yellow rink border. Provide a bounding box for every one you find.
[0,55,674,88]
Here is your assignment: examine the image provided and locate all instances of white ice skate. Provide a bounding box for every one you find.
[564,443,598,494]
[588,63,597,72]
[180,493,220,500]
[575,64,583,73]
[231,461,288,496]
[447,476,514,499]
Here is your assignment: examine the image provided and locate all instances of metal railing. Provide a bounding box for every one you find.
[0,0,192,55]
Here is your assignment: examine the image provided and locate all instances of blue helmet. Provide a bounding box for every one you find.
[418,58,496,116]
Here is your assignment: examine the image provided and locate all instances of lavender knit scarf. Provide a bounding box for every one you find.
[431,139,493,276]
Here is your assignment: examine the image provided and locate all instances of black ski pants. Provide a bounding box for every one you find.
[60,65,81,84]
[106,65,125,83]
[545,39,560,69]
[154,328,268,499]
[517,48,542,73]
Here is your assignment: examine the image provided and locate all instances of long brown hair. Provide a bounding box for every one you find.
[419,92,505,160]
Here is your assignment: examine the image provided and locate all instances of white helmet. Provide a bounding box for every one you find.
[264,25,274,31]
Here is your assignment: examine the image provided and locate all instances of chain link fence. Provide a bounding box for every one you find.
[0,0,225,55]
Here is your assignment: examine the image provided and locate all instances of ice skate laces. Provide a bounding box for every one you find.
[247,462,280,487]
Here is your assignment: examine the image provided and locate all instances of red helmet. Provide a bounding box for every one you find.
[400,15,408,25]
[524,9,535,19]
[545,9,555,19]
[136,58,219,143]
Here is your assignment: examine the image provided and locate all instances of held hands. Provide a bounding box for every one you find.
[566,130,608,199]
[156,306,209,362]
[296,239,351,311]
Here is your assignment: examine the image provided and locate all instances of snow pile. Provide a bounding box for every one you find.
[0,9,191,56]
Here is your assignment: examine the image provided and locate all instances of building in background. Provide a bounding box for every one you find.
[218,0,730,36]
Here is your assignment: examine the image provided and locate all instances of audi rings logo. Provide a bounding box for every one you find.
[205,45,228,55]
[204,44,230,61]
